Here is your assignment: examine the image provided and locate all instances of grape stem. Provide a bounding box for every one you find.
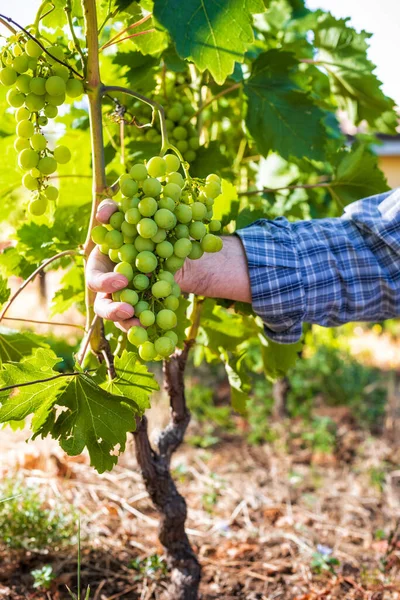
[33,1,55,34]
[0,249,78,324]
[65,0,86,68]
[100,28,155,50]
[76,314,99,365]
[0,13,84,79]
[99,13,152,50]
[0,15,16,34]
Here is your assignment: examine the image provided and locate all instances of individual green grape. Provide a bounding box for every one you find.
[125,207,141,225]
[47,45,66,65]
[139,341,157,361]
[7,89,25,108]
[130,163,148,180]
[15,106,30,121]
[118,244,138,263]
[16,119,34,138]
[18,148,39,170]
[156,240,174,258]
[120,289,139,306]
[121,196,139,212]
[154,208,176,230]
[38,156,57,175]
[174,204,192,224]
[176,140,188,154]
[188,241,204,260]
[114,261,134,281]
[137,218,158,239]
[184,150,197,163]
[38,116,48,127]
[158,196,176,212]
[136,251,158,273]
[201,233,223,253]
[44,104,58,118]
[164,295,179,311]
[209,220,222,232]
[25,93,46,112]
[109,212,124,230]
[158,271,175,284]
[173,125,187,140]
[134,300,149,316]
[30,133,47,151]
[53,145,71,164]
[165,255,185,273]
[152,280,172,298]
[147,156,166,178]
[133,274,150,291]
[134,237,155,252]
[53,65,70,82]
[14,137,30,152]
[164,330,178,345]
[138,196,158,217]
[139,309,155,327]
[22,173,39,191]
[16,74,31,94]
[192,202,208,220]
[66,78,84,98]
[45,186,59,200]
[189,221,207,240]
[164,153,180,173]
[99,243,109,255]
[121,221,137,237]
[174,224,190,239]
[123,234,135,244]
[128,326,148,347]
[205,197,215,208]
[156,309,177,330]
[142,177,162,197]
[45,75,66,96]
[25,39,43,58]
[105,229,124,249]
[206,173,221,183]
[109,248,120,263]
[12,54,29,74]
[151,228,167,243]
[154,336,175,358]
[120,178,138,197]
[91,225,107,244]
[30,167,41,178]
[0,66,18,86]
[167,104,184,121]
[29,195,47,216]
[204,180,221,199]
[45,92,65,106]
[174,238,192,258]
[112,290,122,301]
[163,183,181,202]
[189,137,200,150]
[167,172,185,188]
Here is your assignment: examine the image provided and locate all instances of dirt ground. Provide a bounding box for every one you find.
[1,400,400,600]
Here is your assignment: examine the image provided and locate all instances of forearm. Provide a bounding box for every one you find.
[175,236,252,303]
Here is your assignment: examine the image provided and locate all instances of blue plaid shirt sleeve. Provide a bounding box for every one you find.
[236,188,400,344]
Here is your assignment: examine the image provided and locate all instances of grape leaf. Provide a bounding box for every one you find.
[102,350,158,413]
[175,295,191,347]
[213,179,240,225]
[313,14,397,133]
[154,0,264,84]
[112,52,158,93]
[125,5,169,56]
[332,144,389,206]
[0,328,49,363]
[224,353,251,413]
[244,50,326,160]
[0,276,10,308]
[49,372,140,473]
[0,349,65,429]
[191,142,230,178]
[259,333,302,381]
[50,265,85,316]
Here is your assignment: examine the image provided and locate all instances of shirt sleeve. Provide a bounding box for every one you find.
[236,188,400,344]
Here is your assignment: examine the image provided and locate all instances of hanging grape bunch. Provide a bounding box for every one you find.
[0,34,84,216]
[91,153,223,361]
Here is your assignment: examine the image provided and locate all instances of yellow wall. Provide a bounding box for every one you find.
[378,155,400,189]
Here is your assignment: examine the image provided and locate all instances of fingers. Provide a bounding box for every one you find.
[94,293,135,321]
[96,199,118,224]
[115,317,141,333]
[86,247,128,294]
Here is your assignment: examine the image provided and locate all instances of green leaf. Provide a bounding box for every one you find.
[154,0,264,84]
[112,52,158,93]
[190,142,230,178]
[260,334,302,380]
[49,372,140,473]
[244,50,326,160]
[0,276,10,308]
[102,350,158,413]
[0,349,64,429]
[224,353,251,413]
[332,144,389,206]
[236,207,268,230]
[0,328,49,363]
[125,6,169,56]
[313,14,397,133]
[50,265,85,316]
[213,179,240,225]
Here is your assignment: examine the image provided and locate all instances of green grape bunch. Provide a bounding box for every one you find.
[91,153,223,362]
[0,33,84,216]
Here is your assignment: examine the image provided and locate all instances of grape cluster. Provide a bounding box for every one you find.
[0,35,84,216]
[91,153,223,361]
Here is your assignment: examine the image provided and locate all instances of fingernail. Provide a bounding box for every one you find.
[111,279,126,290]
[116,309,132,319]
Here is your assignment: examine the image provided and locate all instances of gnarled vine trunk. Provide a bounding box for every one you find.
[134,342,201,600]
